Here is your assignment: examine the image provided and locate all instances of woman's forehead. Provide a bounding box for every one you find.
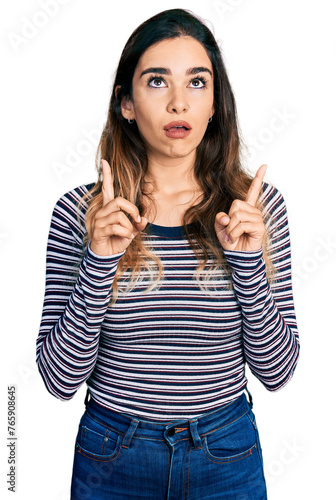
[134,36,213,76]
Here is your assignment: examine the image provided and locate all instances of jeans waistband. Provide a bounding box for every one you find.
[84,391,253,450]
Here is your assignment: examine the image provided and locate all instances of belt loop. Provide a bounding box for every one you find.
[84,388,90,406]
[246,388,253,408]
[122,419,139,449]
[189,419,202,450]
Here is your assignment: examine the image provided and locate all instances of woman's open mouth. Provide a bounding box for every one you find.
[163,121,192,139]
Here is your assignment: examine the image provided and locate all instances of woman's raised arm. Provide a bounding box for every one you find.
[36,185,125,400]
[222,183,300,390]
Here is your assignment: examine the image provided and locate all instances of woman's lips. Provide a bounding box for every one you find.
[164,121,192,139]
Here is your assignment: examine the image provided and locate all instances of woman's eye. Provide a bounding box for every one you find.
[148,77,166,88]
[190,78,206,88]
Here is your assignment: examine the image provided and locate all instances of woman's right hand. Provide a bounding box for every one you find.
[90,159,148,256]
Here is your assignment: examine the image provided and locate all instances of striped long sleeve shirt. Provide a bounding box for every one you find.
[36,182,300,420]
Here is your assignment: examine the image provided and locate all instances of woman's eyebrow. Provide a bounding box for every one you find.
[139,66,213,78]
[187,66,213,77]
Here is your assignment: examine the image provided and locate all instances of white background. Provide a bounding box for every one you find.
[1,0,335,498]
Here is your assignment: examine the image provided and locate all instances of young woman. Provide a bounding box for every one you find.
[36,8,300,499]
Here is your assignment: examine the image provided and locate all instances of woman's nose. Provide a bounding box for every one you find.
[167,88,190,114]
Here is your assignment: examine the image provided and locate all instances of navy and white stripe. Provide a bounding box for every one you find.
[36,182,300,420]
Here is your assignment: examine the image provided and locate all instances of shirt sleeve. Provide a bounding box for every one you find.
[36,187,124,400]
[223,183,300,391]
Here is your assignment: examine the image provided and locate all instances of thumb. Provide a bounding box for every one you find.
[132,216,148,237]
[215,212,230,231]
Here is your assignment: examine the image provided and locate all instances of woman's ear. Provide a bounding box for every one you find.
[115,85,121,98]
[120,95,135,121]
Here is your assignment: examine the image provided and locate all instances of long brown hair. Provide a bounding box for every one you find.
[81,8,272,303]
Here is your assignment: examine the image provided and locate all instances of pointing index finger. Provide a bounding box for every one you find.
[102,159,114,206]
[245,164,268,206]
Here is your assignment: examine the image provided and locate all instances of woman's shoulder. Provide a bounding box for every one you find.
[55,182,96,207]
[260,181,287,215]
[51,182,96,235]
[259,181,289,233]
[53,182,95,212]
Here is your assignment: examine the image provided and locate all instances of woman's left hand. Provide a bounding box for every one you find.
[214,164,267,252]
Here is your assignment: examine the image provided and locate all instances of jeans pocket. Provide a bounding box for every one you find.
[202,411,258,464]
[75,411,122,461]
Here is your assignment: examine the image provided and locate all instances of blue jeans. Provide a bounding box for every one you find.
[70,391,267,499]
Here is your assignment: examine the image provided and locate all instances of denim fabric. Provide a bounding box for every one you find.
[70,392,267,499]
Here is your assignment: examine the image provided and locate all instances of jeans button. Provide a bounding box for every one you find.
[167,427,175,437]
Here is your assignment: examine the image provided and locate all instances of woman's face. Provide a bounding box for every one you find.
[121,36,215,165]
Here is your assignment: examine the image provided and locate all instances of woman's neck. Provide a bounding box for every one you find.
[143,157,204,226]
[145,154,200,195]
